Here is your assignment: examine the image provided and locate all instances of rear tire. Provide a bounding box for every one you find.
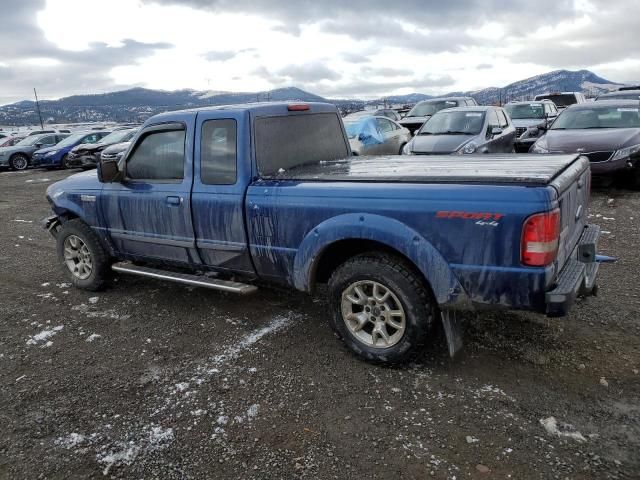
[56,219,111,291]
[9,154,29,171]
[328,253,436,364]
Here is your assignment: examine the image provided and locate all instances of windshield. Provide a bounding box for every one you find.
[56,133,87,147]
[99,129,136,144]
[505,103,545,119]
[551,105,640,130]
[406,100,458,117]
[17,135,45,146]
[419,111,485,135]
[535,94,577,107]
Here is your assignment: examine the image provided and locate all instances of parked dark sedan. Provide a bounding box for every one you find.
[66,128,138,168]
[505,100,558,152]
[531,101,640,187]
[0,133,69,170]
[402,106,516,155]
[398,97,478,134]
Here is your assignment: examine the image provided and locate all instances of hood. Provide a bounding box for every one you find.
[399,115,431,125]
[542,128,640,152]
[512,118,546,128]
[410,134,472,153]
[47,170,101,199]
[72,142,102,153]
[102,141,131,155]
[34,144,71,155]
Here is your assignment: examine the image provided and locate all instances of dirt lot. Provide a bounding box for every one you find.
[0,167,638,479]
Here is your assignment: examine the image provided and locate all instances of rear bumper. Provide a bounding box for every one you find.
[545,224,601,317]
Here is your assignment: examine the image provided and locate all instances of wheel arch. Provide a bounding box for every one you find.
[292,213,469,307]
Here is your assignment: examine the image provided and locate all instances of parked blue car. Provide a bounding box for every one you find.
[32,131,111,169]
[43,102,604,364]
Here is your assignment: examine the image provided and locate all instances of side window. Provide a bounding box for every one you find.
[376,118,394,133]
[498,110,509,128]
[487,110,500,128]
[84,134,100,144]
[200,119,237,185]
[126,128,185,181]
[41,135,56,145]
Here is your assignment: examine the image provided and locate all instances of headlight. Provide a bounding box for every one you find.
[459,142,476,154]
[45,150,58,156]
[402,142,413,155]
[610,143,640,162]
[531,141,549,154]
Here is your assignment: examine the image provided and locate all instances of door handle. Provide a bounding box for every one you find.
[166,196,183,206]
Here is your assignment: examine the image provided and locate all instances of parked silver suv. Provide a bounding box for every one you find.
[399,97,478,134]
[505,100,558,152]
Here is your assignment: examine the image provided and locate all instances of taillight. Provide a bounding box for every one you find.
[287,104,310,111]
[521,209,561,266]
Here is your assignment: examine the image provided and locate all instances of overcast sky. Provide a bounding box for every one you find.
[0,0,638,105]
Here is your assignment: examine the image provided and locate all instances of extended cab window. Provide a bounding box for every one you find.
[255,113,349,176]
[201,119,237,185]
[126,128,185,181]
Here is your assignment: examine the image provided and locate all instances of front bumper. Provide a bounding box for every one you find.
[32,154,59,167]
[589,156,637,175]
[42,215,61,238]
[545,224,602,317]
[79,153,101,167]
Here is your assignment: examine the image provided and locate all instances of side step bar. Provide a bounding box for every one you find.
[111,262,258,295]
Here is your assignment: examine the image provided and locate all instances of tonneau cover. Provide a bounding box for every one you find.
[263,154,585,186]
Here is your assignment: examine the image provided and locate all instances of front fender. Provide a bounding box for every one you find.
[293,213,470,307]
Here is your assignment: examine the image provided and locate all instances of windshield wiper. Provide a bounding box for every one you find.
[438,131,473,135]
[418,131,433,135]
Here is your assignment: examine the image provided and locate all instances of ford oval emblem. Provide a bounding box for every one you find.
[575,205,583,221]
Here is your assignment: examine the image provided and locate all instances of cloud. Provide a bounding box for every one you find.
[0,0,172,105]
[341,53,370,64]
[276,63,342,82]
[476,63,492,70]
[202,48,256,62]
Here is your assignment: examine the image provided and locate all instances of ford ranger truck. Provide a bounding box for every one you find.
[43,102,603,364]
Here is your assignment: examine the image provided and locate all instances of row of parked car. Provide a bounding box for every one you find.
[342,87,640,187]
[0,126,139,171]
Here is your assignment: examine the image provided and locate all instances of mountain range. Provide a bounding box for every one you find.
[0,69,627,126]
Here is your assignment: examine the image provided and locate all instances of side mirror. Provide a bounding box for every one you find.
[97,159,120,183]
[35,143,43,148]
[491,126,503,136]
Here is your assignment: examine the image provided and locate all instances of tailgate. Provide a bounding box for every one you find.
[551,156,591,270]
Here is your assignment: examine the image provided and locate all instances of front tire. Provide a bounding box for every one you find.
[9,154,29,171]
[328,253,437,364]
[56,219,111,291]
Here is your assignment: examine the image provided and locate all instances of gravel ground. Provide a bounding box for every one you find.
[0,167,638,479]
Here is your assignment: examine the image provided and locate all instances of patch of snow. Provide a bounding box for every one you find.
[246,404,259,419]
[217,415,229,425]
[540,416,587,443]
[40,282,50,287]
[15,375,26,382]
[174,382,189,393]
[11,219,33,223]
[26,325,63,345]
[88,296,99,304]
[97,442,141,475]
[86,334,101,343]
[55,433,87,449]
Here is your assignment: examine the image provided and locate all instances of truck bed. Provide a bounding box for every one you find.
[265,154,584,186]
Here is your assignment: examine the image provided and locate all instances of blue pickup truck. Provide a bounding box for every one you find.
[44,102,603,363]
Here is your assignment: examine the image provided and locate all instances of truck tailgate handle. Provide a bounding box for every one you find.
[166,196,183,206]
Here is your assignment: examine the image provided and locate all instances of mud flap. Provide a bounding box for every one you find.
[441,310,464,358]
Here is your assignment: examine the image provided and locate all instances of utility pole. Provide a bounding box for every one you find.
[33,88,44,129]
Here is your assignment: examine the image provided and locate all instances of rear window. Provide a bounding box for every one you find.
[255,113,349,176]
[536,94,578,107]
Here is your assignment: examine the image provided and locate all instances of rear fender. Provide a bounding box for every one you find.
[293,213,470,307]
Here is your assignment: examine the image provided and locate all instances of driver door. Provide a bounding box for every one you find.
[99,117,199,264]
